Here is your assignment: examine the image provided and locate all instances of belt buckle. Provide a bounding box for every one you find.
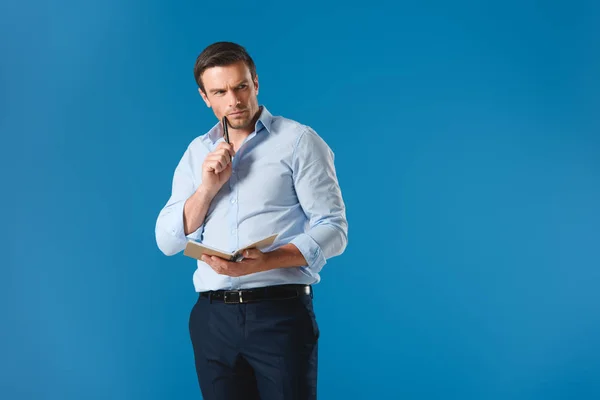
[223,290,244,304]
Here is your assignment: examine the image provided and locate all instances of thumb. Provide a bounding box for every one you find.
[243,248,261,259]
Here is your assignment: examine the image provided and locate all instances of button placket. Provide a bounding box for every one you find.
[228,163,240,252]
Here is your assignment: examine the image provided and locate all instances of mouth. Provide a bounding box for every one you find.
[228,110,247,117]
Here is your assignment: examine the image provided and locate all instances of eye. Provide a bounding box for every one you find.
[237,84,248,89]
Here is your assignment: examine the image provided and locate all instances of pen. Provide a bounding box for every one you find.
[222,115,233,164]
[222,115,230,144]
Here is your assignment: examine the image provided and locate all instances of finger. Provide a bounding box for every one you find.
[204,162,217,173]
[208,149,232,160]
[216,150,233,165]
[206,148,233,169]
[205,154,222,165]
[215,142,235,157]
[210,257,238,276]
[217,153,231,167]
[215,147,235,162]
[203,255,226,275]
[207,154,230,171]
[205,160,226,173]
[243,248,261,259]
[214,162,231,175]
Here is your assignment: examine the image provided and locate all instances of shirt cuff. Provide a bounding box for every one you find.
[290,233,327,275]
[186,225,203,241]
[157,200,204,256]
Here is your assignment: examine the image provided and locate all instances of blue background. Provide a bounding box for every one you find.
[2,1,599,399]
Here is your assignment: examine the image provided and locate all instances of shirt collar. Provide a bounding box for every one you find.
[207,105,273,144]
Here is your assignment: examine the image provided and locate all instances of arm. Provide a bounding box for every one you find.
[200,243,308,277]
[156,142,235,256]
[264,243,308,268]
[183,186,214,236]
[155,147,205,256]
[288,127,348,274]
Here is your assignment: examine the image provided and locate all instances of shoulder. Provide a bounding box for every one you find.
[267,115,334,167]
[187,134,212,152]
[183,130,214,158]
[268,114,326,148]
[171,129,215,173]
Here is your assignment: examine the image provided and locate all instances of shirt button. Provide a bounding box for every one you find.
[231,198,236,204]
[231,229,237,234]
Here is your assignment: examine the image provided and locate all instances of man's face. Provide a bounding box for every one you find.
[199,61,260,131]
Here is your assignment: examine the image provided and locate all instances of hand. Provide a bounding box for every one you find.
[201,142,235,196]
[201,248,272,277]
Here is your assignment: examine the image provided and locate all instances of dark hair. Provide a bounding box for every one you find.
[193,42,257,94]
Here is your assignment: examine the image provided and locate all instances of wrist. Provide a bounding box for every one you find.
[196,184,217,200]
[263,250,280,271]
[264,244,307,270]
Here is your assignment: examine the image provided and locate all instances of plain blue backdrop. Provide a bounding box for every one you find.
[2,0,599,399]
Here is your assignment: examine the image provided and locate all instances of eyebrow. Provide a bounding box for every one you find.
[209,80,249,94]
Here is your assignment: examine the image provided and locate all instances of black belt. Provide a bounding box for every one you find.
[200,284,312,304]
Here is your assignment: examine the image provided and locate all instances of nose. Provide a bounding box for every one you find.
[227,90,241,108]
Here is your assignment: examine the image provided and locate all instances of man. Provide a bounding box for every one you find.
[155,41,348,400]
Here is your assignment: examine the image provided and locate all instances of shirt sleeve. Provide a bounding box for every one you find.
[289,128,348,275]
[155,146,204,256]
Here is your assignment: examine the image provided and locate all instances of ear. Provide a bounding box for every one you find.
[254,75,259,96]
[198,88,211,108]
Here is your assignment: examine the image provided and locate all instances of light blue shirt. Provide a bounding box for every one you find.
[155,106,348,292]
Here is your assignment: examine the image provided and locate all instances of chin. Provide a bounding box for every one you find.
[230,119,251,130]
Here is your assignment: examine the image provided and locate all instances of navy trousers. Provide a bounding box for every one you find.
[188,288,320,399]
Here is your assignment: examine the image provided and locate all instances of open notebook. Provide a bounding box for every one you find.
[184,234,279,262]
